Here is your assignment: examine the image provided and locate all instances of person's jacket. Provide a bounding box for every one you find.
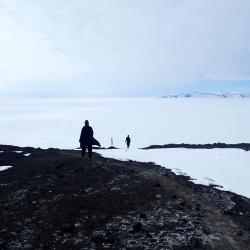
[79,125,94,145]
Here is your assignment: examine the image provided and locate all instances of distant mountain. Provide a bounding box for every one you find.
[161,92,250,98]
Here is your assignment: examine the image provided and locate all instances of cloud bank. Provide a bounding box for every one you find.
[0,0,250,97]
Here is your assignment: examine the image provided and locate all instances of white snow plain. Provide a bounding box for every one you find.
[1,98,250,149]
[100,148,250,198]
[0,98,249,197]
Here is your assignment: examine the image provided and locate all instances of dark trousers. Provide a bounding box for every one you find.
[81,144,92,158]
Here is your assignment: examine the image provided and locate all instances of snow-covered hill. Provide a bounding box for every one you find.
[161,92,250,98]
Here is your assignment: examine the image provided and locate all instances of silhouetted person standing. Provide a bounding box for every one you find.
[79,120,94,158]
[125,135,131,149]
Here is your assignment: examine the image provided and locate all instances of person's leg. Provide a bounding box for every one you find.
[82,145,87,157]
[88,144,92,158]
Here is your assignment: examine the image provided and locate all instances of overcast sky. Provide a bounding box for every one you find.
[0,0,250,97]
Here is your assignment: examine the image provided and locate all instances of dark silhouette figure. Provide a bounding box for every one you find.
[125,135,131,149]
[79,120,94,158]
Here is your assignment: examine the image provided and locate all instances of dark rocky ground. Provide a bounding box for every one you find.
[142,143,250,151]
[0,145,250,250]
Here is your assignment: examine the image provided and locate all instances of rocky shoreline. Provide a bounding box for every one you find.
[0,145,250,249]
[142,143,250,151]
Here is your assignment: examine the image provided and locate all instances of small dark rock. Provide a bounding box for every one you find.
[93,234,104,244]
[154,183,161,188]
[196,213,203,218]
[0,242,6,249]
[79,189,85,194]
[104,236,116,244]
[179,201,185,206]
[181,218,188,224]
[172,194,177,199]
[223,209,236,215]
[132,222,143,232]
[194,220,201,225]
[150,238,157,243]
[140,213,147,219]
[130,240,137,245]
[237,231,243,236]
[61,223,74,233]
[195,203,201,211]
[42,243,50,249]
[189,236,202,248]
[203,226,212,235]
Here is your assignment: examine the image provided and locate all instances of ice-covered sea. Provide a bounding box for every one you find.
[0,98,250,197]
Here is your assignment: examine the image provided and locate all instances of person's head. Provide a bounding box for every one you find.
[127,135,130,137]
[85,120,89,126]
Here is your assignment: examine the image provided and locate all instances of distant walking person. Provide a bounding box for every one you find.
[125,135,131,149]
[79,120,94,158]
